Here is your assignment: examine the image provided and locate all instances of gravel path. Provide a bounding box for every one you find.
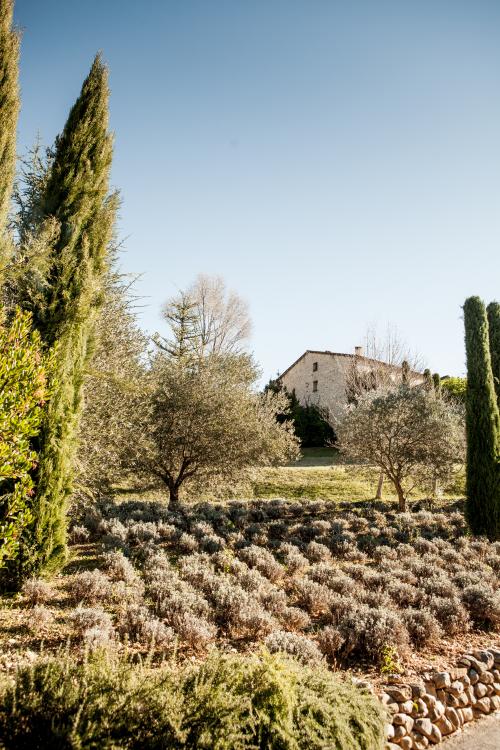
[442,712,500,749]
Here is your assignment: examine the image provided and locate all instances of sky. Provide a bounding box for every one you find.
[14,0,500,381]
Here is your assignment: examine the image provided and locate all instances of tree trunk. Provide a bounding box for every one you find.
[432,475,439,498]
[395,483,406,512]
[375,471,384,500]
[168,483,180,507]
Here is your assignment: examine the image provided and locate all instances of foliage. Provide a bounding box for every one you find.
[337,385,465,511]
[263,630,323,664]
[10,55,118,582]
[0,310,50,570]
[66,569,114,605]
[20,577,53,606]
[487,300,500,405]
[379,644,403,675]
[63,496,500,670]
[463,296,500,540]
[0,649,386,749]
[76,269,148,502]
[441,376,467,404]
[158,274,252,358]
[0,0,19,275]
[131,352,299,506]
[265,379,335,448]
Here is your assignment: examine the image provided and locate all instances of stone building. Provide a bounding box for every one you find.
[278,347,424,425]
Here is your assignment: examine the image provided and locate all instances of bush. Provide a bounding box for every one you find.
[461,584,500,629]
[172,612,217,650]
[264,631,323,665]
[179,650,385,749]
[26,605,54,633]
[317,625,345,660]
[279,606,311,631]
[428,595,470,635]
[21,578,53,606]
[338,605,410,664]
[69,525,90,544]
[238,545,283,582]
[293,579,334,615]
[69,606,114,637]
[280,543,309,574]
[401,608,442,647]
[117,603,174,648]
[102,551,139,585]
[66,570,113,605]
[0,310,51,574]
[0,650,181,749]
[304,542,332,563]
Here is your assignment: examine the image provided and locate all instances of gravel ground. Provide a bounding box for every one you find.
[442,711,500,749]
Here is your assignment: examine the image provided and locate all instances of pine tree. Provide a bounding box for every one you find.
[0,0,20,277]
[14,56,116,578]
[463,296,500,540]
[487,301,500,405]
[154,292,199,361]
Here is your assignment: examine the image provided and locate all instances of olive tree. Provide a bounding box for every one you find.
[132,352,299,506]
[344,325,425,500]
[337,386,465,511]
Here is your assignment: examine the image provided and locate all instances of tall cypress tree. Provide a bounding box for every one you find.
[463,296,500,540]
[14,55,116,578]
[0,0,20,276]
[487,301,500,406]
[401,360,410,385]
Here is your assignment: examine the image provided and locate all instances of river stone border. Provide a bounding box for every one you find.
[379,648,500,749]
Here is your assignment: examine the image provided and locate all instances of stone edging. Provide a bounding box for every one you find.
[380,648,500,749]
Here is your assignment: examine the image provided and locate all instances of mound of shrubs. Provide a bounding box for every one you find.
[62,497,500,668]
[0,650,385,750]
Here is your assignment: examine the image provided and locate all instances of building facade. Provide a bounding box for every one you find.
[278,348,424,425]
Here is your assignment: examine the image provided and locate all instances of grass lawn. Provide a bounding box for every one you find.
[251,465,386,502]
[292,447,341,466]
[249,448,465,504]
[112,449,465,507]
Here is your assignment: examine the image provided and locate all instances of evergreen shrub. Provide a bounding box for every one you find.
[0,650,386,749]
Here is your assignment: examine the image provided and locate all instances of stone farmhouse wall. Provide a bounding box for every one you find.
[279,350,424,426]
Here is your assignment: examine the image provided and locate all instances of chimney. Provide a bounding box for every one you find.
[354,346,363,357]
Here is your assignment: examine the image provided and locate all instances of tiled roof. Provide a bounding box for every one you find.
[278,350,423,380]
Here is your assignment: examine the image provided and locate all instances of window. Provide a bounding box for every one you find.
[313,380,318,392]
[312,361,318,372]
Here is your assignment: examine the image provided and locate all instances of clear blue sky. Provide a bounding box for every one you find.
[14,0,500,381]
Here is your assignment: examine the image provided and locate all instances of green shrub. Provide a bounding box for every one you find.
[441,376,467,404]
[0,310,50,572]
[0,650,385,749]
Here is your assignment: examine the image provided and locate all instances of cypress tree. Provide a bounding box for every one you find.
[487,301,500,405]
[463,296,500,540]
[423,369,432,390]
[401,360,410,385]
[14,56,116,578]
[0,0,20,276]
